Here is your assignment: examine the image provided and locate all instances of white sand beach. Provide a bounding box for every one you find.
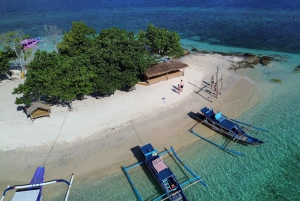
[0,53,261,189]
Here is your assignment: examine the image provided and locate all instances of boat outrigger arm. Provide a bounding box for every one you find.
[190,129,244,157]
[122,147,207,201]
[229,119,269,133]
[1,173,74,201]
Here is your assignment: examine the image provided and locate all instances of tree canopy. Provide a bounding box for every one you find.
[0,50,14,74]
[0,30,31,71]
[57,21,96,57]
[143,24,184,57]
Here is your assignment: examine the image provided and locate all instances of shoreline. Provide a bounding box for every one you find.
[0,52,262,190]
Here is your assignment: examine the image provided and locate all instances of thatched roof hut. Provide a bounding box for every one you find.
[144,60,188,85]
[26,102,51,121]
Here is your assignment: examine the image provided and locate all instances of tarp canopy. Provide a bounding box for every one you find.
[145,60,188,78]
[26,102,51,116]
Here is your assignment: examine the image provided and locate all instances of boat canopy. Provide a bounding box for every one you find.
[152,157,168,173]
[11,189,40,201]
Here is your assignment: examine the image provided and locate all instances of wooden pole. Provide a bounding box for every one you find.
[220,74,223,95]
[210,80,213,102]
[216,66,218,98]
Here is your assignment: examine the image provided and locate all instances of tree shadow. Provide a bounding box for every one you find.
[0,73,10,82]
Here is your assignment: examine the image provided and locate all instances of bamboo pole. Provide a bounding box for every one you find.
[210,80,213,102]
[220,74,223,95]
[216,66,218,98]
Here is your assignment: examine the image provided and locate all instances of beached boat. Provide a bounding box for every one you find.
[123,144,207,201]
[195,107,266,145]
[1,166,74,201]
[21,37,40,50]
[141,144,187,201]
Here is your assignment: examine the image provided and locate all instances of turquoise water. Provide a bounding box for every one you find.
[1,0,300,200]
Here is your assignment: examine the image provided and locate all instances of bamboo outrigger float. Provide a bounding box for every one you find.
[1,167,74,201]
[122,144,207,201]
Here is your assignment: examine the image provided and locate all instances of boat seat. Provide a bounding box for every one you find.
[215,112,225,122]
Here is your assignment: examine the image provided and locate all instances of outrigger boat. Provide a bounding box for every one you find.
[1,166,74,201]
[21,37,40,50]
[123,143,207,201]
[194,107,268,146]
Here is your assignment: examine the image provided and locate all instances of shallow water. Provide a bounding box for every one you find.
[1,0,300,200]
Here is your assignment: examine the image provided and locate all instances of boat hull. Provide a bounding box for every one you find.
[195,111,264,146]
[140,144,188,201]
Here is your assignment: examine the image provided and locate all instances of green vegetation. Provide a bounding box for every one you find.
[0,50,14,75]
[0,30,32,72]
[11,22,183,109]
[0,30,32,79]
[141,24,184,57]
[271,78,282,83]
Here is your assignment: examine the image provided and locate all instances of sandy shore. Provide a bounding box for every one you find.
[0,53,261,189]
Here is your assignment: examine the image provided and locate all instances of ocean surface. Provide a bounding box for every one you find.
[1,0,300,200]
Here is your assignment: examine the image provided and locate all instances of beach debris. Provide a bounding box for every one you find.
[293,65,300,73]
[260,56,273,66]
[271,78,282,83]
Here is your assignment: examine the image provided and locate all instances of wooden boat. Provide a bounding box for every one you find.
[21,37,40,50]
[1,166,74,201]
[122,144,207,201]
[141,144,187,201]
[196,107,265,145]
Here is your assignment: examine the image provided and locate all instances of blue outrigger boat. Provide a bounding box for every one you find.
[123,144,207,201]
[1,167,74,201]
[196,107,267,146]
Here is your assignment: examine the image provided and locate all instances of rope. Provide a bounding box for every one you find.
[131,121,144,145]
[42,110,69,166]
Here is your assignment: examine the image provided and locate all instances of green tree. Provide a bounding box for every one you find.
[0,49,15,79]
[56,54,94,109]
[0,30,31,71]
[90,28,155,94]
[145,24,184,57]
[12,50,63,105]
[57,22,96,56]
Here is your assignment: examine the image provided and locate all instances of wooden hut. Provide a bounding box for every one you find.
[144,60,188,85]
[26,102,51,121]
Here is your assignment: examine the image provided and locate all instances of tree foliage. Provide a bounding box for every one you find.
[0,50,14,74]
[89,27,155,94]
[57,21,96,56]
[0,30,31,70]
[145,24,184,57]
[12,51,63,105]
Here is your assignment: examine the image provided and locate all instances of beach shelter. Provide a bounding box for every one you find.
[144,59,188,85]
[26,102,51,121]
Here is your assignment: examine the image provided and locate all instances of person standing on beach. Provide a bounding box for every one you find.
[180,80,184,92]
[211,76,214,84]
[178,84,181,95]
